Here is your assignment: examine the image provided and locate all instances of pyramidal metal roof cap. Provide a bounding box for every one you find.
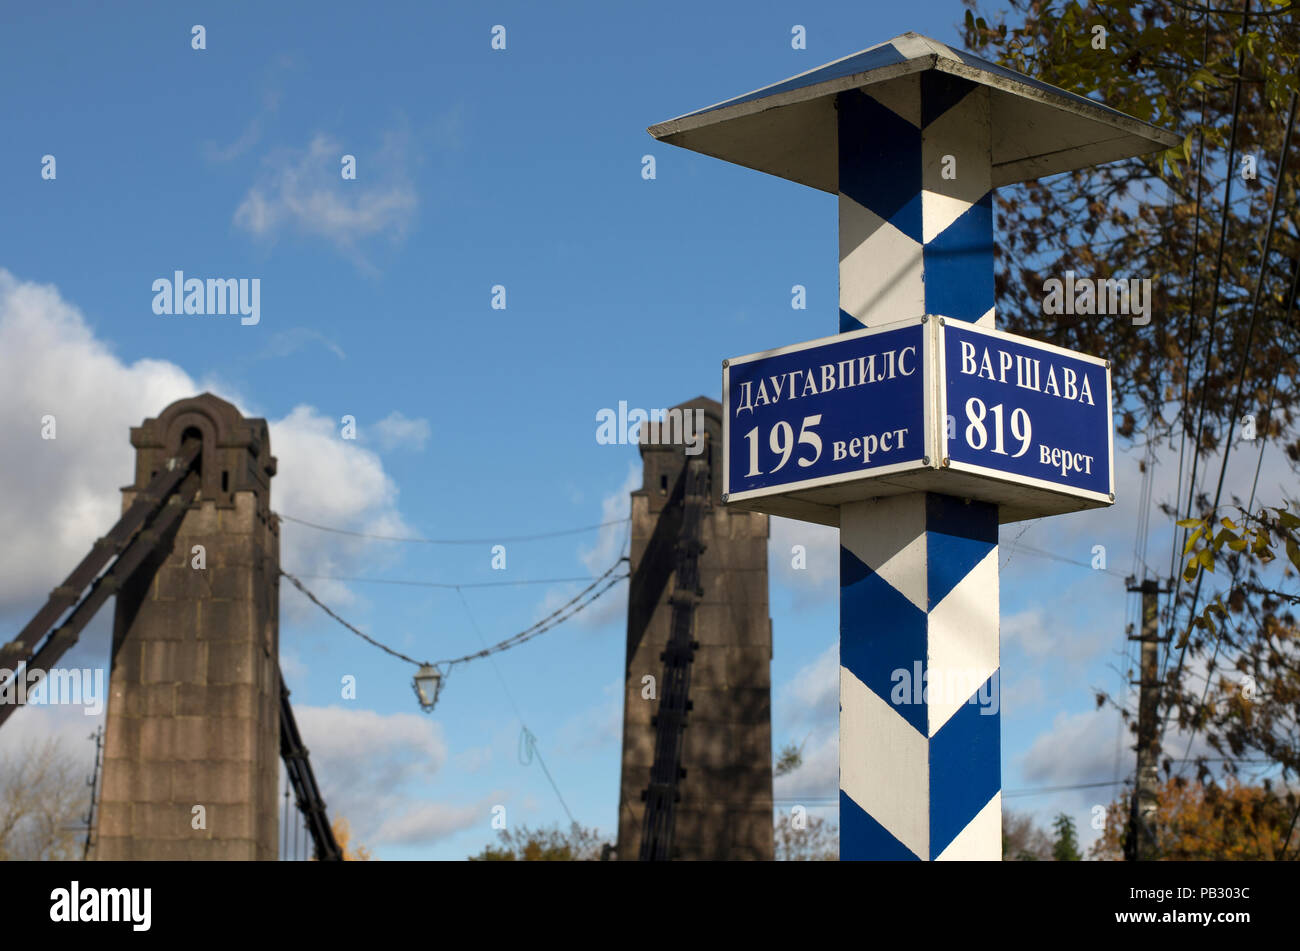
[648,32,1181,191]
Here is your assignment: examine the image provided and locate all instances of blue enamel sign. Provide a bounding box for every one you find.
[723,321,928,501]
[940,320,1112,501]
[722,316,1114,518]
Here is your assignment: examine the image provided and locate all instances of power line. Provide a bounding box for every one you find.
[1003,780,1128,798]
[1161,44,1294,746]
[277,512,629,545]
[457,588,576,825]
[770,779,1131,806]
[1178,1,1250,551]
[437,565,628,668]
[280,570,423,666]
[1005,540,1129,579]
[1245,250,1300,515]
[1208,89,1297,514]
[281,572,605,590]
[280,563,624,826]
[517,725,575,825]
[771,761,1282,809]
[1138,0,1215,795]
[1171,90,1300,776]
[1166,10,1214,642]
[1166,0,1293,15]
[999,522,1032,571]
[279,561,629,670]
[1162,1,1255,694]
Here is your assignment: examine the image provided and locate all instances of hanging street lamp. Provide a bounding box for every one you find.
[412,664,444,712]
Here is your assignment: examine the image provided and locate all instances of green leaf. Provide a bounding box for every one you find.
[1176,518,1203,528]
[1197,549,1215,572]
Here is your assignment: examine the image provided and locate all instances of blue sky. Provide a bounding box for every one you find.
[1,0,1283,860]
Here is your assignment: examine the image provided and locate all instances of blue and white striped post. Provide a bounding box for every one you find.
[837,70,1001,860]
[649,31,1178,862]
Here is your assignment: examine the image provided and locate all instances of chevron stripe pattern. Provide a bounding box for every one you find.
[834,41,1003,860]
[837,40,995,333]
[838,494,1001,860]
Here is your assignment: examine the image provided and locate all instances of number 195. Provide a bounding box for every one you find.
[743,415,823,476]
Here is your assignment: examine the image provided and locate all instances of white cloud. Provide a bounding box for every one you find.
[270,406,412,613]
[1003,431,1297,593]
[777,641,838,728]
[293,704,483,847]
[579,462,637,578]
[453,745,493,774]
[256,327,346,361]
[769,516,838,600]
[1001,670,1046,713]
[0,269,198,610]
[773,645,839,806]
[1002,607,1053,658]
[278,649,309,689]
[1018,708,1123,787]
[773,727,837,802]
[0,694,106,765]
[371,800,488,846]
[0,267,409,625]
[234,132,417,266]
[202,56,295,163]
[542,462,636,630]
[295,704,446,782]
[205,107,272,163]
[556,677,622,755]
[371,411,431,452]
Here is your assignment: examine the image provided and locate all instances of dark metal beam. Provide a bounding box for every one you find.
[639,454,710,861]
[0,468,201,730]
[279,672,343,861]
[0,439,201,674]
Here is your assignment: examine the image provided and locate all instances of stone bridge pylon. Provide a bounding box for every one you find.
[96,394,283,860]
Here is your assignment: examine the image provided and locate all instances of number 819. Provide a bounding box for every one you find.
[964,398,1031,457]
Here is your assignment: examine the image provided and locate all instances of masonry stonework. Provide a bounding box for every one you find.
[617,396,774,860]
[96,394,281,860]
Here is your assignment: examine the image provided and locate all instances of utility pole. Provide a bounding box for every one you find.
[1125,577,1168,861]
